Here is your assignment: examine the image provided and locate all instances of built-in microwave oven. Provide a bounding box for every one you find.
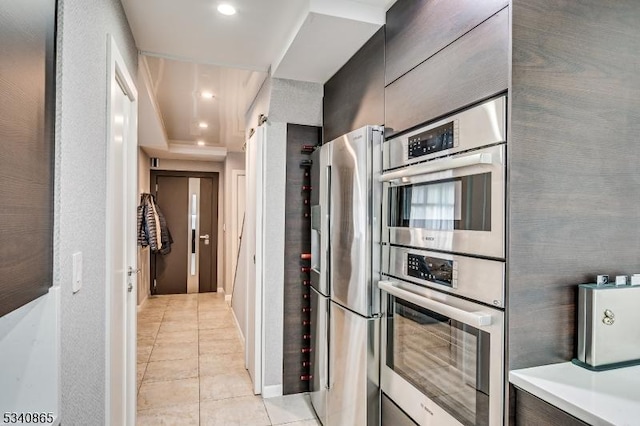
[381,97,506,260]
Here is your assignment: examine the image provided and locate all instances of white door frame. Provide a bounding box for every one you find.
[256,128,265,396]
[245,127,265,395]
[105,34,138,426]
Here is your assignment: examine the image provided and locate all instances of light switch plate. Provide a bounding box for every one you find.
[72,252,82,293]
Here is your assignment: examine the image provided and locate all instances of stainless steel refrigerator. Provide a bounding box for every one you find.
[310,126,383,426]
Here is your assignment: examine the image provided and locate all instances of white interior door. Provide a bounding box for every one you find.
[245,136,256,370]
[245,128,264,394]
[106,35,137,426]
[231,170,246,294]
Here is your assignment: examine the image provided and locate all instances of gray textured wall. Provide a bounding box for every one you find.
[55,0,137,423]
[270,78,323,126]
[243,77,322,392]
[262,121,287,390]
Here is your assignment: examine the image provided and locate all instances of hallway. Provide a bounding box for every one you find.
[136,293,320,425]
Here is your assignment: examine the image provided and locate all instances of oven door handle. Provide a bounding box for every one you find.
[378,280,492,327]
[379,152,493,183]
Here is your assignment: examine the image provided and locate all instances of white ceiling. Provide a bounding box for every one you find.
[271,12,382,82]
[122,0,397,161]
[144,56,266,151]
[123,0,308,71]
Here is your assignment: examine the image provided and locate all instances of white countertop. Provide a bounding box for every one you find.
[509,362,640,426]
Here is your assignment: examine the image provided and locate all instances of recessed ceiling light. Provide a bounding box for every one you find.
[217,4,236,16]
[197,140,206,146]
[201,91,214,99]
[198,122,209,129]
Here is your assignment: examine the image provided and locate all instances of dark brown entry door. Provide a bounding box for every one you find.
[152,172,218,294]
[198,177,215,293]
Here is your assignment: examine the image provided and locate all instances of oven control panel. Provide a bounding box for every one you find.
[407,121,455,159]
[407,253,455,288]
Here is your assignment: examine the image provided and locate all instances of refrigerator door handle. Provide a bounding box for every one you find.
[310,206,320,273]
[324,164,331,294]
[378,280,493,327]
[326,298,330,390]
[324,162,331,392]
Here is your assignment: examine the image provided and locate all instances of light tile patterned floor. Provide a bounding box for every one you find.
[136,293,320,426]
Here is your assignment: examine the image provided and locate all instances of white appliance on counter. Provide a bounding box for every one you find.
[309,125,384,426]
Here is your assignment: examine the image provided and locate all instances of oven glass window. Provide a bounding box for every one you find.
[387,297,490,426]
[389,173,491,231]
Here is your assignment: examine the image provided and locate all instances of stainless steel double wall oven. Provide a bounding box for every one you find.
[379,97,507,426]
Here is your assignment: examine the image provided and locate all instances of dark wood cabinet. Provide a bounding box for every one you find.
[507,0,640,370]
[323,28,385,143]
[513,388,588,426]
[385,7,509,137]
[385,0,508,85]
[0,0,56,317]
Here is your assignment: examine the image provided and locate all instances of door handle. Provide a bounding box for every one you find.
[127,267,139,293]
[378,280,492,327]
[199,234,210,245]
[379,152,494,183]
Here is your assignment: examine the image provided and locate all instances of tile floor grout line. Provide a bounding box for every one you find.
[147,306,173,364]
[136,362,148,398]
[139,299,168,384]
[263,396,274,426]
[137,389,200,413]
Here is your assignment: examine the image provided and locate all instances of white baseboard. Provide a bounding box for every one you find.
[262,384,283,399]
[217,287,225,295]
[231,307,245,347]
[136,294,148,312]
[225,294,232,303]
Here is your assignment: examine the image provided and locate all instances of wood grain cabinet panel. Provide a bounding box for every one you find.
[323,28,384,144]
[385,0,508,85]
[507,0,640,370]
[0,0,55,317]
[514,388,588,426]
[385,7,509,137]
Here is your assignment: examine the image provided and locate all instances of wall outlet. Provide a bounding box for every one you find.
[72,252,82,293]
